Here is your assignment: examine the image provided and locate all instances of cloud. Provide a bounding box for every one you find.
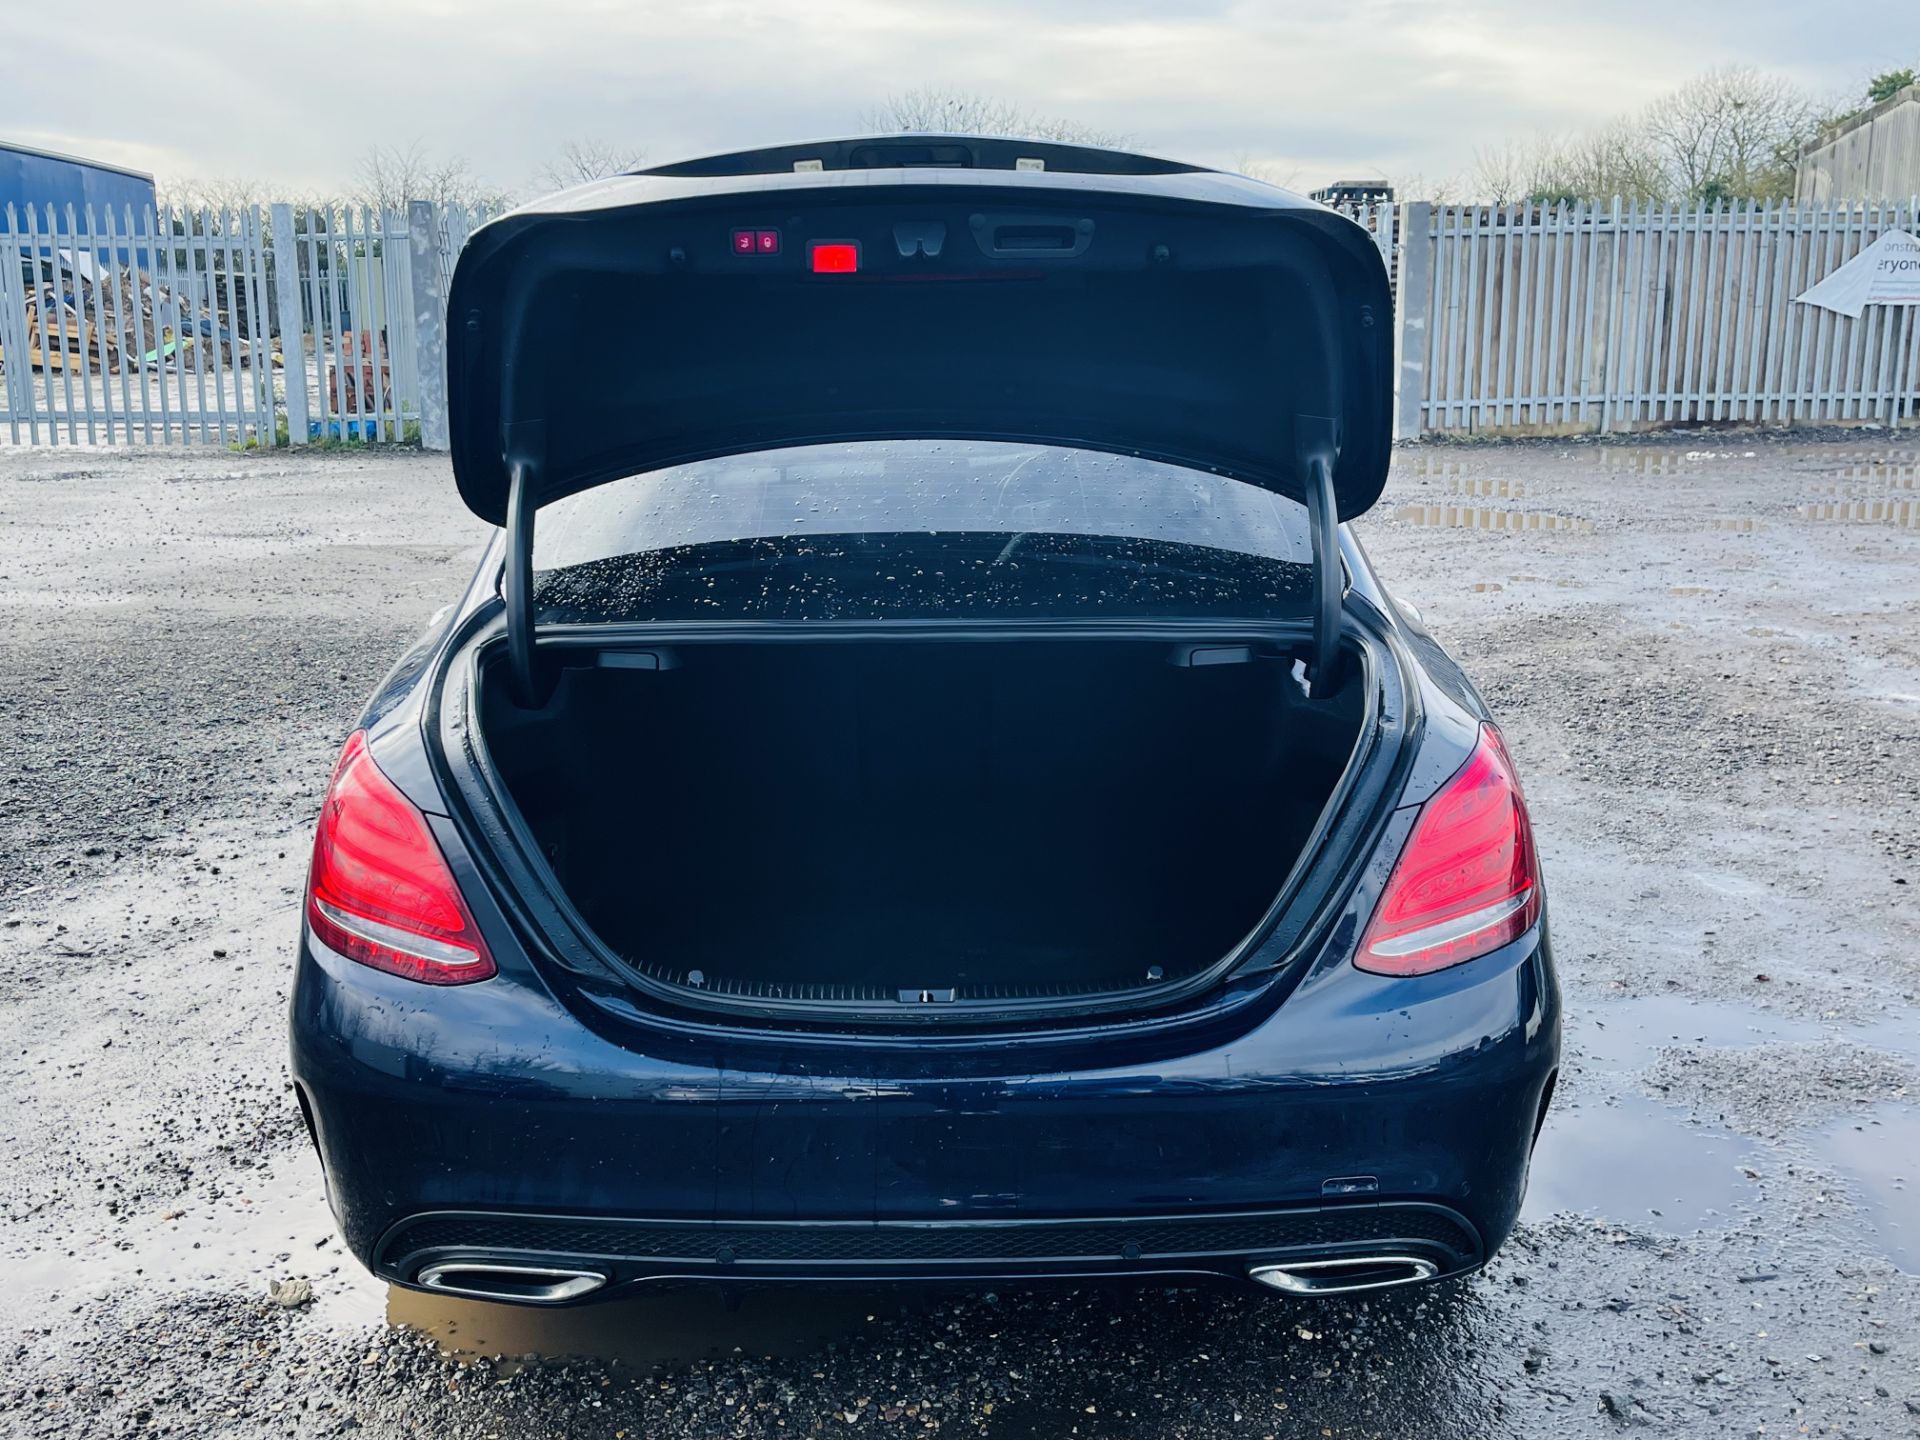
[0,0,1889,198]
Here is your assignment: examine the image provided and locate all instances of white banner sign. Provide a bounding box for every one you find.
[1793,228,1920,319]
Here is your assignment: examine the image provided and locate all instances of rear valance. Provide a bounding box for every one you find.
[447,166,1393,524]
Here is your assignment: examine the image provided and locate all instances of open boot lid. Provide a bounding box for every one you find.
[447,135,1393,524]
[446,136,1394,701]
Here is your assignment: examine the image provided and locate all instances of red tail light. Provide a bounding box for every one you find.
[305,732,495,984]
[1356,725,1541,976]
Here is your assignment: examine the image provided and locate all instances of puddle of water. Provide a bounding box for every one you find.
[1585,450,1707,475]
[1446,476,1526,498]
[1851,1015,1920,1065]
[388,1284,902,1368]
[1393,505,1594,533]
[0,1150,383,1335]
[1822,476,1920,495]
[1553,996,1920,1263]
[1557,444,1920,480]
[1392,455,1481,479]
[1818,1105,1920,1274]
[1796,499,1920,529]
[1821,457,1920,493]
[1525,1094,1760,1228]
[1571,995,1823,1073]
[1578,447,1766,475]
[1511,574,1585,587]
[1689,869,1769,899]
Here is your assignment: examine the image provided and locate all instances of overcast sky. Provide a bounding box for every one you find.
[2,0,1903,199]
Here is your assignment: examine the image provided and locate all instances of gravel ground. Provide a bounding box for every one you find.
[1,433,1917,1438]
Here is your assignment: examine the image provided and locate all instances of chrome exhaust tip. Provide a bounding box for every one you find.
[414,1262,608,1304]
[1247,1254,1440,1296]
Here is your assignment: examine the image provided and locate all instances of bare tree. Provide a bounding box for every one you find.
[157,175,274,215]
[1383,170,1464,205]
[1458,68,1818,205]
[353,141,513,214]
[1639,66,1816,202]
[1490,125,1667,205]
[859,89,1132,148]
[1233,152,1300,189]
[1553,122,1668,203]
[536,139,647,191]
[1470,141,1537,206]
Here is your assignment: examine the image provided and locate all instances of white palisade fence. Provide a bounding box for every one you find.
[1394,199,1920,437]
[0,205,276,445]
[0,202,485,447]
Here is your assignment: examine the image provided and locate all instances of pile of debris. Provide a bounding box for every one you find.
[1,250,261,375]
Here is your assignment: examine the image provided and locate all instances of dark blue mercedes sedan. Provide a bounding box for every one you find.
[289,134,1558,1308]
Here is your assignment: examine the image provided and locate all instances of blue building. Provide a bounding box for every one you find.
[1,140,156,226]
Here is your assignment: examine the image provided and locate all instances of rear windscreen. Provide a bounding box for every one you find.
[531,440,1315,623]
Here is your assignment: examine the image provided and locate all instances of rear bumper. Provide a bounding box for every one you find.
[290,921,1558,1301]
[377,1203,1482,1300]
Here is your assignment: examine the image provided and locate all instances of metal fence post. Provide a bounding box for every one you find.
[408,200,451,451]
[0,220,30,441]
[1394,202,1433,440]
[270,204,308,445]
[1369,200,1394,277]
[1596,197,1624,433]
